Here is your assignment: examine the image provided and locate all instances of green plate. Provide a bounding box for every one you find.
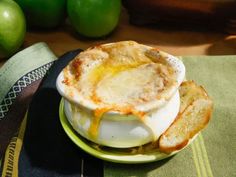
[59,99,184,164]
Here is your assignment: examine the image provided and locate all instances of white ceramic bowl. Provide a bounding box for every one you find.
[56,42,185,148]
[63,90,180,148]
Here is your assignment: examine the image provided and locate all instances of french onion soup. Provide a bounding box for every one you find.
[57,41,187,148]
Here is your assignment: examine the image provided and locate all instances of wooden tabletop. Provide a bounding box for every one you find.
[1,9,236,67]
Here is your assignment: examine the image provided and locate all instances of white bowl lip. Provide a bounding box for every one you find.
[56,44,185,113]
[62,89,180,121]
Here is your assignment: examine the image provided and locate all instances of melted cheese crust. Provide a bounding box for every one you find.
[63,41,177,110]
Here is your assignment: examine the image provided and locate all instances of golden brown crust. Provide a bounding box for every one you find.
[159,81,213,153]
[63,41,178,109]
[179,80,209,114]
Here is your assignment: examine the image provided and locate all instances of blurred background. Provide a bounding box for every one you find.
[0,0,236,66]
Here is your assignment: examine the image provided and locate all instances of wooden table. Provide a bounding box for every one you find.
[1,9,236,67]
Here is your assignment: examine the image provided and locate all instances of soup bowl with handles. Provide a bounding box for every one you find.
[56,42,185,148]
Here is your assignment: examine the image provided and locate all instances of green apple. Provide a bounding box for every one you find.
[67,0,121,38]
[15,0,66,28]
[0,0,26,59]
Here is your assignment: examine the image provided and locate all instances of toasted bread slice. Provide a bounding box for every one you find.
[159,81,213,153]
[179,80,209,114]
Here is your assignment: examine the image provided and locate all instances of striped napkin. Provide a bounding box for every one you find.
[0,43,56,158]
[0,44,235,177]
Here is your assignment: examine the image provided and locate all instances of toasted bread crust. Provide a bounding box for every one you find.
[159,81,213,153]
[179,80,209,114]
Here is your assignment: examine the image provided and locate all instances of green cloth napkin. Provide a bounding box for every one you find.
[0,42,56,102]
[104,56,236,177]
[0,42,56,160]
